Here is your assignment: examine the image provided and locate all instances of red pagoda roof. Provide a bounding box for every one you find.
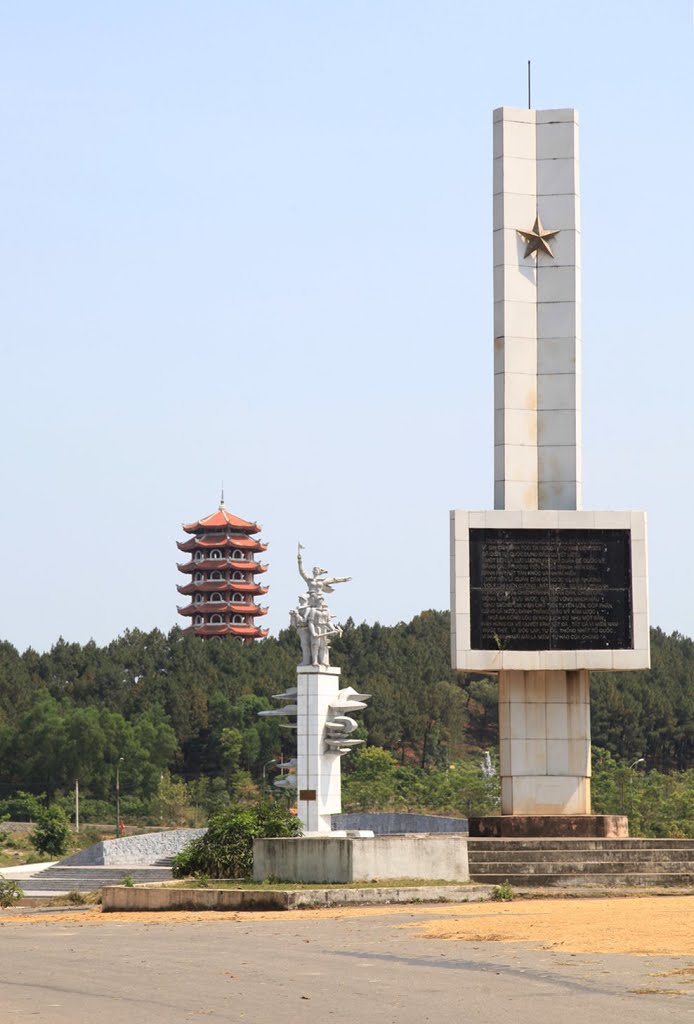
[182,622,269,639]
[183,500,260,535]
[177,580,269,596]
[177,534,268,554]
[177,558,268,575]
[178,601,268,617]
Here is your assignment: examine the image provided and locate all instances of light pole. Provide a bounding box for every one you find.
[115,757,124,838]
[629,758,645,770]
[262,759,277,795]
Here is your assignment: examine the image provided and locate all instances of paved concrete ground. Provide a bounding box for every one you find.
[0,905,691,1023]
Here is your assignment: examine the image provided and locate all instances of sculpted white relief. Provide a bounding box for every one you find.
[290,543,351,667]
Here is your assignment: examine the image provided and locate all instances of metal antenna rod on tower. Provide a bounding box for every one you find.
[528,60,531,109]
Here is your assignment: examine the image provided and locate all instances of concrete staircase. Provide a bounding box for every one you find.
[467,838,694,887]
[16,864,173,896]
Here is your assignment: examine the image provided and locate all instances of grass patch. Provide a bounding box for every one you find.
[173,878,470,891]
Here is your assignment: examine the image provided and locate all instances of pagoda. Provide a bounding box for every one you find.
[176,496,269,642]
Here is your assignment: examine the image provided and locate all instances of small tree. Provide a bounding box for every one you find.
[172,801,301,879]
[31,806,71,857]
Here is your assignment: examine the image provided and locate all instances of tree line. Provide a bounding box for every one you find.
[0,613,691,821]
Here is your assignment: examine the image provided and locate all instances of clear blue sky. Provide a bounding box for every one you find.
[0,2,692,652]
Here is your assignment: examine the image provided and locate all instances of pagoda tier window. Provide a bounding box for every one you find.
[232,571,244,581]
[194,615,204,626]
[232,549,244,559]
[210,614,223,624]
[210,549,222,559]
[232,614,244,624]
[211,593,223,603]
[194,551,204,562]
[231,594,244,603]
[194,572,204,583]
[194,594,203,605]
[210,571,222,581]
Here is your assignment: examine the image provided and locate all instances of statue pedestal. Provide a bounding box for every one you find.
[296,665,342,834]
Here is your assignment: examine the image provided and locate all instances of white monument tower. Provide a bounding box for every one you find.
[451,107,650,834]
[259,545,370,834]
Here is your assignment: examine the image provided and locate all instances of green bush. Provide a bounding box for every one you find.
[0,879,24,907]
[31,806,72,858]
[0,791,45,822]
[172,801,301,880]
[491,880,514,902]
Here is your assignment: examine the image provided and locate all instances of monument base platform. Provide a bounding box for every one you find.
[469,815,628,839]
[253,835,469,884]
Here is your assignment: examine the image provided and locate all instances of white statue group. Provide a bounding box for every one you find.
[289,543,351,667]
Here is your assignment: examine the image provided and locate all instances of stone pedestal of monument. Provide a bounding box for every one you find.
[295,666,343,834]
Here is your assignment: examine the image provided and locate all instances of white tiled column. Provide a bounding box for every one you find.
[493,107,539,512]
[493,107,581,512]
[536,110,582,510]
[499,669,591,814]
[296,666,342,834]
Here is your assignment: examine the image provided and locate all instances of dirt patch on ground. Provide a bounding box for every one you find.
[1,896,692,956]
[405,896,694,955]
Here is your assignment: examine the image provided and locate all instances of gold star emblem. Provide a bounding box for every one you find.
[517,214,559,258]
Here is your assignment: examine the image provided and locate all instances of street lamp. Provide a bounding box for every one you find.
[629,758,645,770]
[262,759,277,794]
[115,757,124,839]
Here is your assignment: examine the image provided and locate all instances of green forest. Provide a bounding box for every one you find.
[0,612,691,836]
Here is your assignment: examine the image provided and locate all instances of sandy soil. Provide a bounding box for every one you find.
[404,896,694,955]
[1,895,693,956]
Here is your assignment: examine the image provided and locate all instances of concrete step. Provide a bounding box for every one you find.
[18,865,172,894]
[470,872,694,887]
[468,849,694,864]
[467,838,692,851]
[469,858,692,874]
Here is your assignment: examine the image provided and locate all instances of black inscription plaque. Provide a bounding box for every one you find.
[469,528,633,651]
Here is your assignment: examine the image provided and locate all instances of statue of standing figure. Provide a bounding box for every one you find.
[290,543,351,667]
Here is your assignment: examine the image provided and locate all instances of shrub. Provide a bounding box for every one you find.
[0,879,24,907]
[0,791,45,822]
[491,880,514,902]
[172,801,302,880]
[31,806,72,858]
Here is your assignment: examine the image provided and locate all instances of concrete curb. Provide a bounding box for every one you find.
[102,883,492,912]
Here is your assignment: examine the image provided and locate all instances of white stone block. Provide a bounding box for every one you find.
[537,266,579,303]
[630,511,647,541]
[483,510,524,529]
[501,480,538,512]
[493,106,535,124]
[546,739,590,777]
[504,444,539,483]
[502,372,538,412]
[468,511,486,528]
[497,335,537,375]
[510,738,547,775]
[453,509,469,534]
[537,337,578,375]
[539,649,578,671]
[502,409,538,447]
[536,121,578,160]
[538,446,578,483]
[536,193,580,230]
[612,648,651,671]
[493,156,535,197]
[494,263,537,304]
[537,409,578,446]
[556,510,595,528]
[631,540,647,578]
[536,157,579,196]
[575,649,614,670]
[592,511,630,529]
[538,373,578,410]
[499,117,537,159]
[545,228,581,268]
[455,613,470,649]
[494,300,536,339]
[538,300,579,339]
[536,108,578,124]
